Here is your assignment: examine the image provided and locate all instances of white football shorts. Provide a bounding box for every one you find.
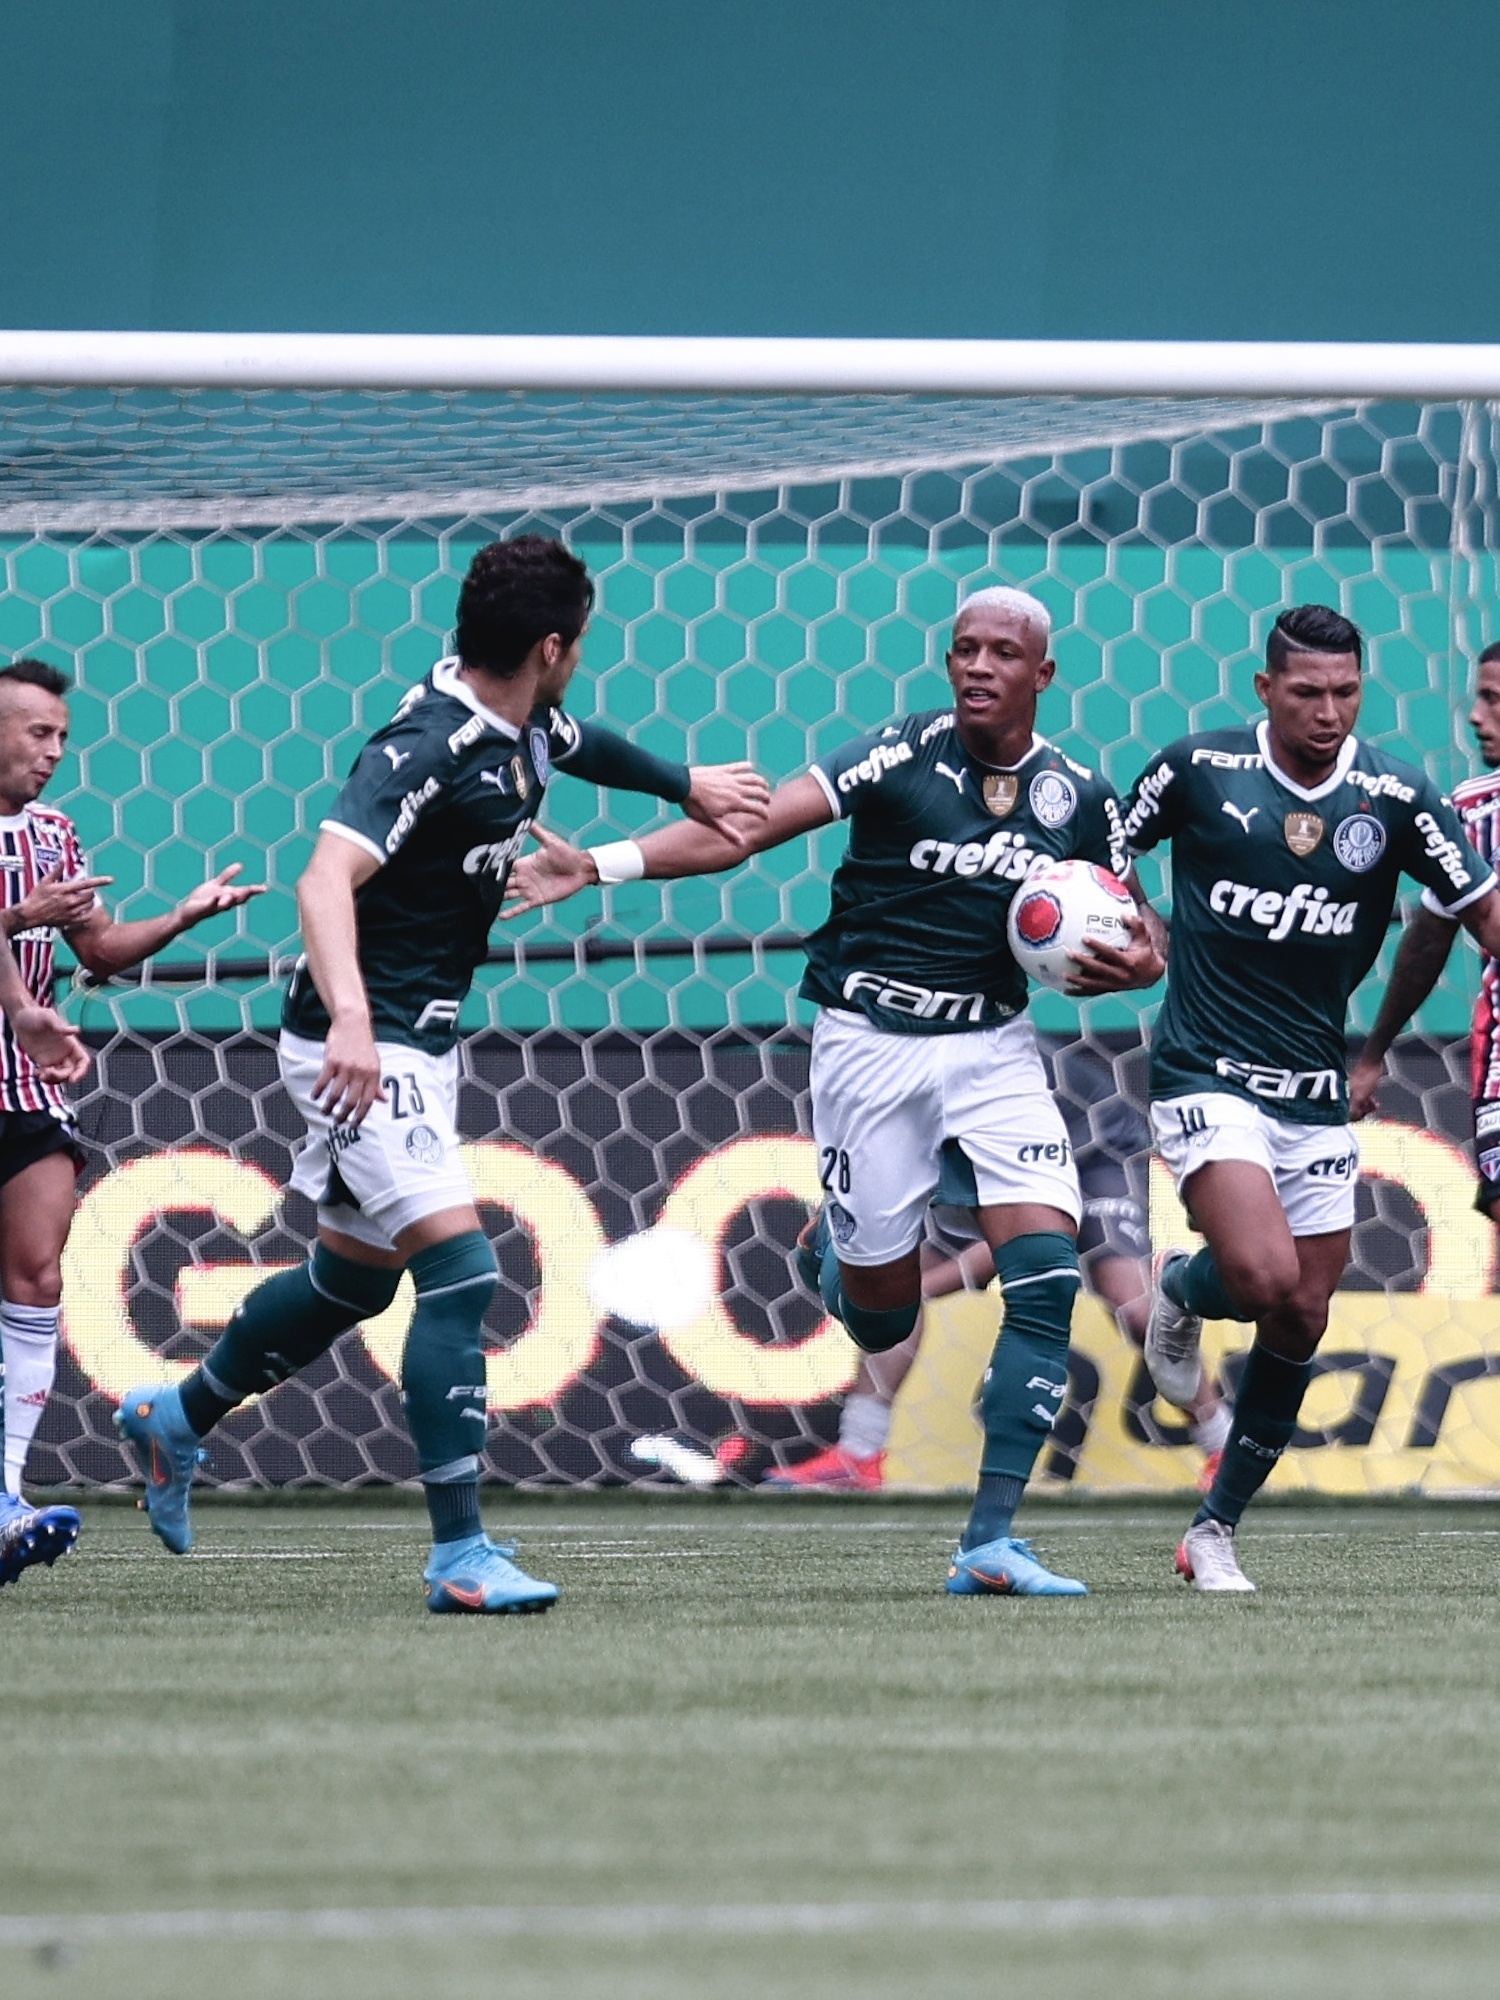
[808,1008,1081,1266]
[280,1031,473,1249]
[1151,1090,1359,1238]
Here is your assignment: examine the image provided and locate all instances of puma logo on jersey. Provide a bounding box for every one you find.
[1221,801,1259,832]
[934,761,967,794]
[1209,878,1357,940]
[479,768,508,790]
[383,744,411,772]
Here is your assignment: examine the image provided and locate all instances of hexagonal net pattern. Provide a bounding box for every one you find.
[5,390,1498,1494]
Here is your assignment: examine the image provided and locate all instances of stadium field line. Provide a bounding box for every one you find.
[6,1890,1500,1951]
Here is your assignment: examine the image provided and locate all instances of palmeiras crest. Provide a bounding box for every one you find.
[1332,812,1386,873]
[1283,811,1324,857]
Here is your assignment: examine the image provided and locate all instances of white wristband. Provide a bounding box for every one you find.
[588,840,646,886]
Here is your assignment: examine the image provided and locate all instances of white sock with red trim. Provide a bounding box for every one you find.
[2,1303,59,1496]
[837,1393,892,1460]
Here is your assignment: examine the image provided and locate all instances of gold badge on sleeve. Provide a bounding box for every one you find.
[1283,811,1324,857]
[982,774,1019,818]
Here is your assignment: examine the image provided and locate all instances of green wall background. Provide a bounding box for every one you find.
[1,0,1497,342]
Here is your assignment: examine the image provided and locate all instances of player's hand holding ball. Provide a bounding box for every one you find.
[1007,859,1164,995]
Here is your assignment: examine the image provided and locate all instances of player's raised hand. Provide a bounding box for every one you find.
[312,1015,386,1128]
[18,860,114,933]
[13,1003,91,1084]
[1063,910,1166,995]
[683,763,771,847]
[175,863,268,929]
[501,825,595,918]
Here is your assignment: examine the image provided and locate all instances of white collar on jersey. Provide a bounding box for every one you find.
[431,657,521,740]
[970,731,1046,774]
[0,812,32,833]
[1255,718,1358,802]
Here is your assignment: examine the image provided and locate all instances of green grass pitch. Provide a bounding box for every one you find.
[3,1494,1499,2000]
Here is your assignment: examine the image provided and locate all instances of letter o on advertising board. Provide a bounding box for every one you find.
[654,1136,857,1404]
[61,1150,281,1401]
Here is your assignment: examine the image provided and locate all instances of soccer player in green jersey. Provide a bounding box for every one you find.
[1124,603,1500,1592]
[507,587,1165,1596]
[114,535,769,1613]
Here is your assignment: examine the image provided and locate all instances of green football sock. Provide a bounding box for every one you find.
[961,1232,1079,1551]
[1163,1246,1252,1322]
[180,1246,402,1436]
[399,1230,498,1542]
[1195,1341,1312,1528]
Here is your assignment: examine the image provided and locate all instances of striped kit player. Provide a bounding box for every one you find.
[0,655,260,1588]
[1353,640,1500,1220]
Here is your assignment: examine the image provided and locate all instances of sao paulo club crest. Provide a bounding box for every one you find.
[1332,812,1386,873]
[1029,770,1078,828]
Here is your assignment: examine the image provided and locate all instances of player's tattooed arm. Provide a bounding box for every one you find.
[295,833,388,1127]
[503,775,831,917]
[1349,903,1461,1119]
[1063,868,1168,996]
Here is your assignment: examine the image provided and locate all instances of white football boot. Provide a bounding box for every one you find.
[1175,1517,1256,1593]
[1144,1250,1206,1406]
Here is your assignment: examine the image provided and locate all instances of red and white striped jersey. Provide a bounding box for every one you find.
[1452,770,1500,1103]
[0,804,89,1116]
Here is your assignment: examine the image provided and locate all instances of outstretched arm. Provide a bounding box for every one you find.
[504,774,833,917]
[1349,903,1461,1118]
[556,721,770,844]
[67,865,266,980]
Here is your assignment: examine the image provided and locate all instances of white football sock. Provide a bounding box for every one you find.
[2,1302,60,1496]
[1191,1403,1232,1455]
[838,1392,892,1460]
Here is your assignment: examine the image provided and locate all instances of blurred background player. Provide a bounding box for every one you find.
[113,537,768,1614]
[1126,606,1500,1593]
[763,1047,1229,1490]
[1351,641,1500,1210]
[508,586,1164,1595]
[0,657,260,1586]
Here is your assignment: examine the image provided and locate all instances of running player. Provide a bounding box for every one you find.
[0,657,260,1586]
[506,586,1165,1595]
[1126,605,1500,1592]
[1349,640,1500,1198]
[114,536,769,1613]
[764,1061,1229,1491]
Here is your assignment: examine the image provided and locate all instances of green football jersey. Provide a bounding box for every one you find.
[801,710,1128,1034]
[283,659,687,1055]
[1123,720,1495,1124]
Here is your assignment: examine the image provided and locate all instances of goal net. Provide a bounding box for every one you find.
[6,334,1498,1496]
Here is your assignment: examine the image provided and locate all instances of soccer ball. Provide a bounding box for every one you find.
[1007,859,1136,992]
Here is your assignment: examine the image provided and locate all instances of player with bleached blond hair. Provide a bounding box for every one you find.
[507,586,1165,1596]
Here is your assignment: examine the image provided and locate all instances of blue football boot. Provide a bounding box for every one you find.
[423,1533,559,1615]
[0,1492,82,1586]
[946,1536,1088,1598]
[114,1384,206,1554]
